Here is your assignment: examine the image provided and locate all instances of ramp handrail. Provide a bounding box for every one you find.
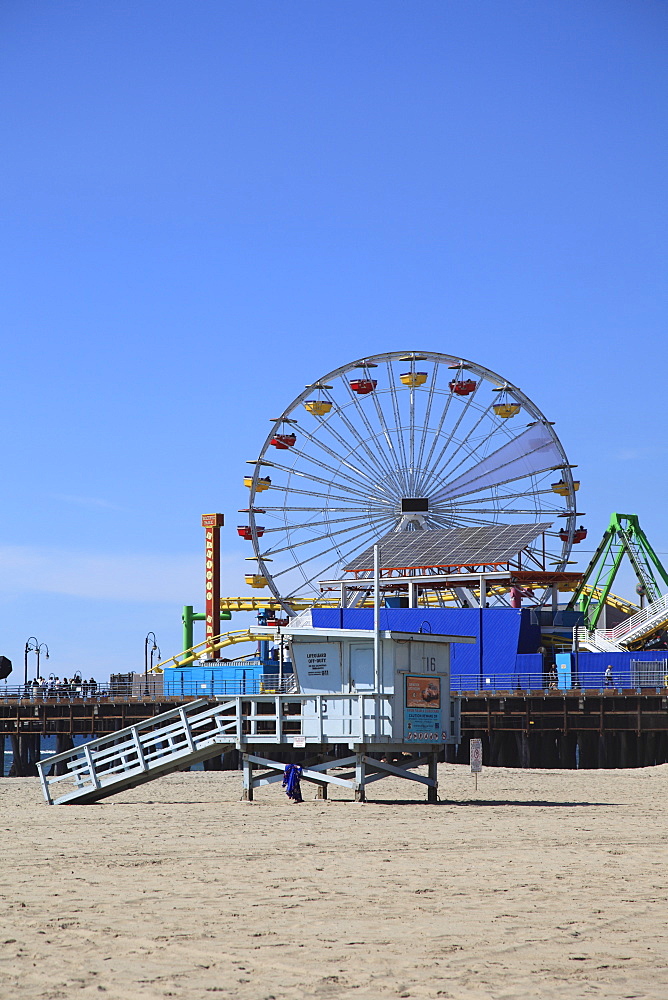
[575,591,668,650]
[37,698,236,804]
[605,591,668,641]
[573,628,623,651]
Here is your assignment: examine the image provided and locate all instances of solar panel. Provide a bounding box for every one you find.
[344,523,552,573]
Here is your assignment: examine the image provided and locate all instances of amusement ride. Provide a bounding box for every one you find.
[241,351,582,614]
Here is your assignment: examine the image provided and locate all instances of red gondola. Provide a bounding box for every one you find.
[350,378,377,395]
[271,433,297,449]
[266,617,289,627]
[449,379,477,396]
[559,526,587,543]
[237,526,265,539]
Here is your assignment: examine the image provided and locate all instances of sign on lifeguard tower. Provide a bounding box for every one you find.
[297,643,342,694]
[404,674,443,743]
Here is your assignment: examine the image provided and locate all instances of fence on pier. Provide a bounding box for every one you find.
[0,673,298,704]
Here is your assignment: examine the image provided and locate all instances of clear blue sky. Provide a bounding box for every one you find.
[0,1,666,679]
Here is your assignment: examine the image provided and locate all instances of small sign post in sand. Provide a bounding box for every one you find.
[470,737,482,792]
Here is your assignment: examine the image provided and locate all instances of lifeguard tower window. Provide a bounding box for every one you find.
[402,498,429,512]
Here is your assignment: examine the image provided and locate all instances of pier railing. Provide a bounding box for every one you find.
[1,673,299,703]
[10,668,668,704]
[2,683,109,702]
[451,667,668,693]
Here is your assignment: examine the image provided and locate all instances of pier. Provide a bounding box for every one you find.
[5,687,668,777]
[455,689,668,769]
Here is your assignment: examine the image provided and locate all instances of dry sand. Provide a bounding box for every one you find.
[1,763,667,999]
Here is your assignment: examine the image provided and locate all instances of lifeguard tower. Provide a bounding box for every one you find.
[236,620,474,801]
[37,610,474,804]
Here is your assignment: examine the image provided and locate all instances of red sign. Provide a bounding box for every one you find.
[202,514,224,657]
[201,513,224,528]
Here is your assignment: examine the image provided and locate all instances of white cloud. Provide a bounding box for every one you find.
[0,545,248,604]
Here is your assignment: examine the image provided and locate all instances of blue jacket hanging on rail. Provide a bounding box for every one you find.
[282,763,303,802]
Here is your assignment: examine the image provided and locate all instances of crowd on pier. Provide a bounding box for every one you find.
[25,675,98,699]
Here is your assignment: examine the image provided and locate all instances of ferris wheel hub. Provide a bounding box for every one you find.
[401,498,429,512]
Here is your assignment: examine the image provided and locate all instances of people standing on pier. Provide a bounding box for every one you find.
[605,665,614,689]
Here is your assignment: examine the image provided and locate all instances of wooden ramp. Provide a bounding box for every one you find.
[37,699,237,804]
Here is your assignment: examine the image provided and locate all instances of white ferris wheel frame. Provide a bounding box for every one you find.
[244,351,578,614]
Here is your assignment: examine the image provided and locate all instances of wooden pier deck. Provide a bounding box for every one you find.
[2,690,668,774]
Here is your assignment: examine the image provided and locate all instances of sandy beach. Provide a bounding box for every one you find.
[2,763,667,999]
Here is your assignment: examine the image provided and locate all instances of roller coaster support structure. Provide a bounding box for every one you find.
[568,513,668,629]
[182,606,232,656]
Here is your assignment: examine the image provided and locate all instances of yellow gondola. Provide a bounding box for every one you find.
[244,476,271,491]
[245,574,268,589]
[493,403,521,418]
[551,479,580,496]
[400,372,428,387]
[304,399,333,416]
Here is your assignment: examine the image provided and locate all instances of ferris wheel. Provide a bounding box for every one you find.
[240,352,581,612]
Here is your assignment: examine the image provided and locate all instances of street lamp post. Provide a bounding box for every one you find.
[24,637,39,690]
[144,632,158,698]
[36,643,49,679]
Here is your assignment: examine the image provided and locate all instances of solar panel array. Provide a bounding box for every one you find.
[344,523,553,573]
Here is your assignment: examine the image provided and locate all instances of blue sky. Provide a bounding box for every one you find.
[0,1,666,679]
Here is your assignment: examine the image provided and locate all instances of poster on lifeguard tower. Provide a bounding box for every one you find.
[403,675,442,742]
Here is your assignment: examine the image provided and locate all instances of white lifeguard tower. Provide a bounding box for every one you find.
[37,622,474,805]
[236,622,474,801]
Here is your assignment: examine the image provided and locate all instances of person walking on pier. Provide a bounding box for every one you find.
[605,665,614,689]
